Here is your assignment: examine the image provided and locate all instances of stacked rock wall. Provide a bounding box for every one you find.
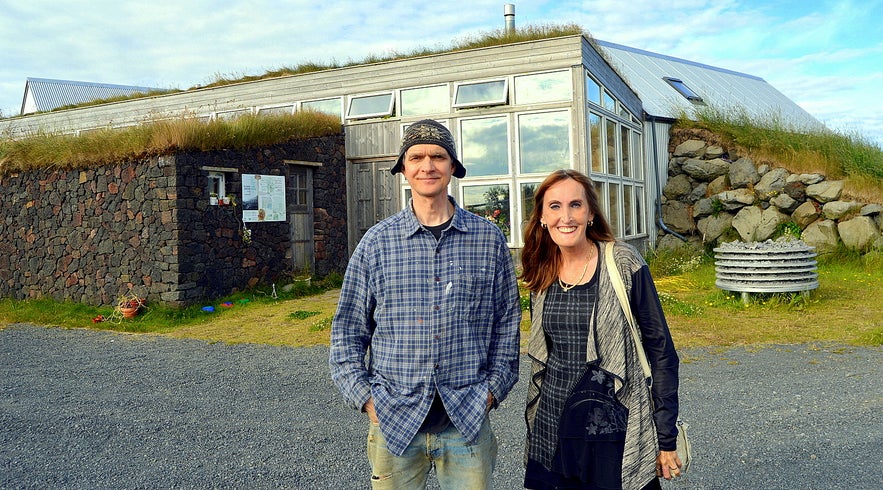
[0,135,348,306]
[659,130,883,253]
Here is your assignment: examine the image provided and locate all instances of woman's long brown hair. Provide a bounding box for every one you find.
[520,169,614,292]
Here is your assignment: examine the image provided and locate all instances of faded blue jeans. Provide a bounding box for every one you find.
[366,417,498,489]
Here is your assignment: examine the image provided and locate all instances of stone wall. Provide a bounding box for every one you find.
[0,135,348,306]
[658,129,883,253]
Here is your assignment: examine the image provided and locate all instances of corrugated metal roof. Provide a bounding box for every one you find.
[594,40,824,132]
[21,77,162,115]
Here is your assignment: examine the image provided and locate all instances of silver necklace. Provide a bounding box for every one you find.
[558,252,592,292]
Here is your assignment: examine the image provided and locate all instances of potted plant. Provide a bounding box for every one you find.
[116,294,145,319]
[209,192,219,205]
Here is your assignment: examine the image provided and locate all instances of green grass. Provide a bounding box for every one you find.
[0,111,342,175]
[676,106,883,203]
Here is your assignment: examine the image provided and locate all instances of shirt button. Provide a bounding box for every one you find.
[434,363,440,370]
[434,276,441,282]
[433,305,440,311]
[433,335,440,340]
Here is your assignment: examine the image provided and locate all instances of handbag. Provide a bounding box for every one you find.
[604,242,693,473]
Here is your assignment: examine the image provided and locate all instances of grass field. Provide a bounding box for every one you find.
[1,249,880,350]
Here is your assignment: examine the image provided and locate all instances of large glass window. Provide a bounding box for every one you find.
[514,70,571,105]
[631,131,644,179]
[623,185,634,236]
[453,79,508,109]
[401,85,448,116]
[621,126,631,178]
[347,93,394,120]
[302,98,342,119]
[589,113,602,173]
[608,182,621,237]
[460,117,509,177]
[257,105,294,116]
[462,184,511,239]
[518,111,570,174]
[520,182,540,228]
[635,186,645,235]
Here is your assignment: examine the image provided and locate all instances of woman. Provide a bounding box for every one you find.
[521,169,682,490]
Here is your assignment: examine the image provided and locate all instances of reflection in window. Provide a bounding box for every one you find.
[608,182,621,237]
[663,77,704,103]
[632,131,643,179]
[519,111,570,174]
[216,109,250,121]
[594,180,606,218]
[589,113,602,173]
[606,119,617,174]
[347,93,394,120]
[463,184,511,239]
[401,85,448,116]
[521,182,539,228]
[636,186,645,235]
[461,117,509,177]
[302,98,341,118]
[454,79,508,108]
[586,74,601,106]
[257,105,294,116]
[623,185,633,236]
[621,126,631,178]
[603,91,616,112]
[515,71,571,104]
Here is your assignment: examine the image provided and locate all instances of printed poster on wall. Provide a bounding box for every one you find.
[241,174,286,222]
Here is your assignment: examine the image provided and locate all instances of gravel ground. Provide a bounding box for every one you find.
[1,323,880,489]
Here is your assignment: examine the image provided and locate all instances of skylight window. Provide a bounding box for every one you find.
[663,77,704,103]
[453,79,508,109]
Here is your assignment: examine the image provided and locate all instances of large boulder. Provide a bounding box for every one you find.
[754,167,791,201]
[837,216,881,252]
[661,201,695,234]
[802,219,840,253]
[717,188,756,211]
[697,213,734,243]
[822,200,863,220]
[728,157,760,189]
[771,192,800,214]
[682,158,730,182]
[756,207,790,241]
[806,180,844,203]
[792,201,821,229]
[663,174,693,200]
[673,139,707,158]
[732,206,763,241]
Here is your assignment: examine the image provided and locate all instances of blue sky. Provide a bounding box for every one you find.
[2,0,881,146]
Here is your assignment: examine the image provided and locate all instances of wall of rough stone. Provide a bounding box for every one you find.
[0,135,348,306]
[658,129,883,254]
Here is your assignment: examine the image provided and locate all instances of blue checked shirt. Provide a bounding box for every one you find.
[329,197,521,457]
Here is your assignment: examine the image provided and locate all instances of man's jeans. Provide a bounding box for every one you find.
[366,417,498,489]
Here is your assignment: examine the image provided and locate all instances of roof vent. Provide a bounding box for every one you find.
[504,4,515,34]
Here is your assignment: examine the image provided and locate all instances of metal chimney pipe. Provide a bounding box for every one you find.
[504,4,515,34]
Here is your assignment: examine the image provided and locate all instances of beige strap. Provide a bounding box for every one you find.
[604,242,652,382]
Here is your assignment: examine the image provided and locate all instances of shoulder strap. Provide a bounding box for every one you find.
[605,242,652,381]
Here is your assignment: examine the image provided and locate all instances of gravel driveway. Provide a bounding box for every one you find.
[1,324,880,489]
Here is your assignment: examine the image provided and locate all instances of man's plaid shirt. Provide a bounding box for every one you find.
[329,198,521,456]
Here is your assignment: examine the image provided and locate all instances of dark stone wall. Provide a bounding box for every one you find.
[0,134,347,306]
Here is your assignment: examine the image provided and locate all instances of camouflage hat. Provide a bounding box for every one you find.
[390,119,466,178]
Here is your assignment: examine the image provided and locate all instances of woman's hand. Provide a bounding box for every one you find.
[656,450,683,480]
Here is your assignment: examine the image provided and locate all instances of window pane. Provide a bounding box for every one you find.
[632,131,643,179]
[461,117,509,177]
[605,119,617,174]
[463,184,511,239]
[454,80,507,108]
[603,91,616,112]
[401,85,448,116]
[621,126,631,178]
[257,105,293,116]
[636,186,645,235]
[623,185,633,236]
[521,182,539,230]
[594,180,607,219]
[589,113,602,173]
[515,70,571,104]
[302,98,341,118]
[348,93,393,119]
[608,182,621,237]
[585,74,601,105]
[519,111,570,174]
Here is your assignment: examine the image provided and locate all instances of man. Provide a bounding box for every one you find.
[329,119,521,489]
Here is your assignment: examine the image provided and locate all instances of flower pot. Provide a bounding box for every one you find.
[120,306,139,318]
[210,196,219,205]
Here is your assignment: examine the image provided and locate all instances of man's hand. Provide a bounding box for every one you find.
[363,397,379,424]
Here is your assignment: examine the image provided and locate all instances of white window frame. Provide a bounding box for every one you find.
[453,78,508,109]
[346,91,395,120]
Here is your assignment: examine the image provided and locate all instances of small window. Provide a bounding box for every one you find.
[663,77,704,103]
[257,105,294,116]
[208,172,226,204]
[585,74,601,106]
[346,92,394,120]
[302,98,342,119]
[514,70,571,105]
[401,85,449,116]
[453,79,508,109]
[215,109,251,121]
